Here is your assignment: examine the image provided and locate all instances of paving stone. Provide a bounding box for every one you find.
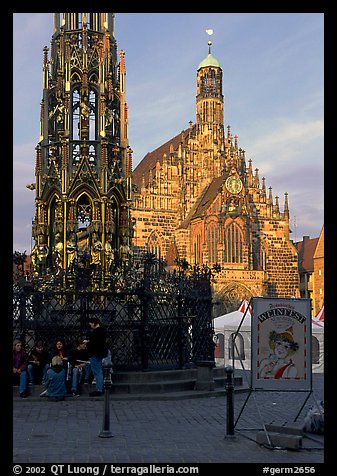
[12,373,324,465]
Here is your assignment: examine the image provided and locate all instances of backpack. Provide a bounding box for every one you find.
[303,400,324,435]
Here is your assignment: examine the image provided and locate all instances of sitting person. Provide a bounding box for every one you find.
[40,356,67,401]
[69,338,91,396]
[27,340,50,384]
[13,339,29,398]
[50,338,72,386]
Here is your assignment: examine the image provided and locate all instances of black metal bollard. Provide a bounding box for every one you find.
[99,353,113,438]
[224,365,235,438]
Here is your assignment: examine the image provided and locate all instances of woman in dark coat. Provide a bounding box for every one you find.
[13,339,29,398]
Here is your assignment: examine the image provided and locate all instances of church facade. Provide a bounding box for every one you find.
[131,41,299,314]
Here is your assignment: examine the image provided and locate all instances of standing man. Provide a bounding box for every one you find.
[87,317,108,397]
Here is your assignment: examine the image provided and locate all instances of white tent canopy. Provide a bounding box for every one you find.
[311,319,324,372]
[213,300,324,373]
[313,303,324,323]
[213,310,250,330]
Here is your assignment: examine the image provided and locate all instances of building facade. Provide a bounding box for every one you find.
[295,225,324,316]
[132,41,299,314]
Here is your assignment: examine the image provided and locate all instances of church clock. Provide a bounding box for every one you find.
[225,175,243,194]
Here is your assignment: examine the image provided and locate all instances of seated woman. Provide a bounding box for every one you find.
[27,340,50,384]
[40,356,67,401]
[50,338,72,385]
[13,339,29,398]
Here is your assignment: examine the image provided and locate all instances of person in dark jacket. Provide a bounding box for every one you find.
[40,356,67,401]
[69,338,91,396]
[27,340,50,384]
[87,317,108,396]
[13,340,29,397]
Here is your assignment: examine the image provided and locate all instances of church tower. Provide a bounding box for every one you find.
[195,38,225,177]
[31,13,133,277]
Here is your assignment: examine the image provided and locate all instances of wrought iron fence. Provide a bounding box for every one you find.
[13,256,214,370]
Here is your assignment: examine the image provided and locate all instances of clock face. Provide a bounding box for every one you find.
[225,175,243,194]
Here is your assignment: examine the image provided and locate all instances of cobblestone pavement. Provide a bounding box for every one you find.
[13,374,325,469]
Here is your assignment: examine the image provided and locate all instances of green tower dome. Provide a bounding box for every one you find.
[197,41,221,70]
[197,52,221,70]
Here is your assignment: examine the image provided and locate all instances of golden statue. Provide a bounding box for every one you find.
[104,237,114,272]
[119,236,132,268]
[90,234,103,268]
[54,234,63,272]
[66,234,77,269]
[31,242,49,273]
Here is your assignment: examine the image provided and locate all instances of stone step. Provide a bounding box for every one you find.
[265,421,304,436]
[112,379,195,394]
[13,367,245,398]
[256,430,303,450]
[112,368,197,383]
[214,375,244,387]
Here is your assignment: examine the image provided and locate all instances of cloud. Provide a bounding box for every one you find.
[240,117,324,240]
[245,118,324,174]
[13,143,36,252]
[13,143,36,189]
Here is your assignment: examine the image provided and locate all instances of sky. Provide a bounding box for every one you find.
[13,12,324,253]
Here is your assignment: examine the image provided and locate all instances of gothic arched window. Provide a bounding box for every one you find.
[88,89,97,140]
[312,336,320,364]
[224,223,243,263]
[76,194,92,230]
[207,224,218,265]
[147,233,161,260]
[228,332,245,360]
[193,234,201,265]
[71,87,97,143]
[201,70,217,97]
[71,88,80,140]
[214,333,224,359]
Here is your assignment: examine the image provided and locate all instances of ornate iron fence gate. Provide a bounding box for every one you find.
[13,260,214,370]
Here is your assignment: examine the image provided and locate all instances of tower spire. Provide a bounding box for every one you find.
[30,13,132,281]
[283,192,289,219]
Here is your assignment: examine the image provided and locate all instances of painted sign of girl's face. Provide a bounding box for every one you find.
[269,330,299,359]
[274,338,292,358]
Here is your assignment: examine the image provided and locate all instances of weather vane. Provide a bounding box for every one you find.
[205,29,213,52]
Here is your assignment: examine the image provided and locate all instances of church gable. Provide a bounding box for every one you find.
[180,175,224,228]
[132,128,189,189]
[69,157,101,197]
